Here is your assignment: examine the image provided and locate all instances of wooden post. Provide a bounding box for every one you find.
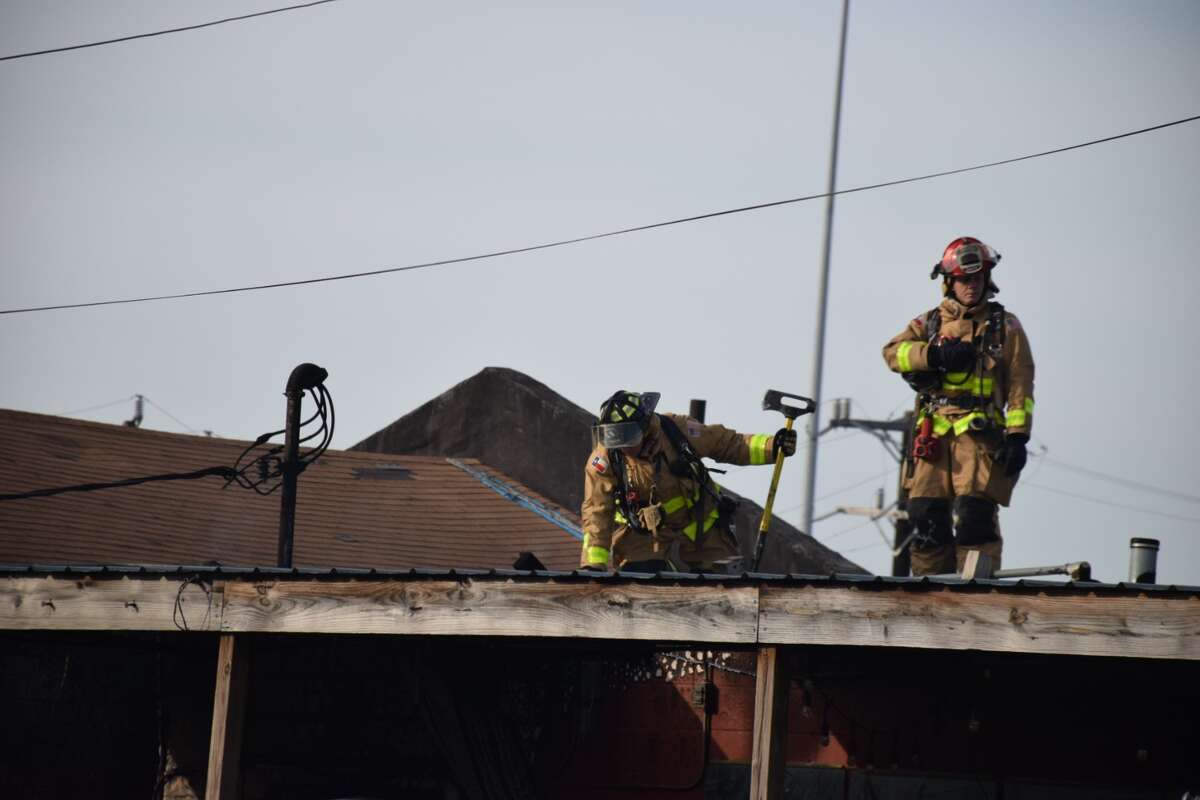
[750,645,790,800]
[205,634,250,800]
[961,550,994,580]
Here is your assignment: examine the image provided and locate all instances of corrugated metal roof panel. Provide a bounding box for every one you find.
[2,562,1197,597]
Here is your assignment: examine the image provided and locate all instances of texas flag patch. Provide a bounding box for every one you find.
[590,455,609,475]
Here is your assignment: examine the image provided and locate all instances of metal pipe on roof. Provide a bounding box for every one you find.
[1129,538,1159,584]
[278,362,328,568]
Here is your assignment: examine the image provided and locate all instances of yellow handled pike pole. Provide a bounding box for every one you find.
[754,390,815,571]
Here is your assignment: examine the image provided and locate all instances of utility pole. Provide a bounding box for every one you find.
[827,400,913,576]
[801,0,851,537]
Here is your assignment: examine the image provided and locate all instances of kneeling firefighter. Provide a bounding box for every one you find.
[580,391,797,572]
[882,237,1036,575]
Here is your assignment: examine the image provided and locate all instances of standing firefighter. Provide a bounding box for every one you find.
[883,237,1035,575]
[581,391,797,572]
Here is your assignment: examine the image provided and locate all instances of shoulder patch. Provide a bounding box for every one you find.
[912,316,925,329]
[589,455,609,475]
[686,419,702,438]
[1006,315,1022,331]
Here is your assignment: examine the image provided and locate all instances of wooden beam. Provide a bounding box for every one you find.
[206,634,250,800]
[961,551,993,579]
[0,576,222,632]
[220,579,760,642]
[759,585,1200,660]
[749,646,789,800]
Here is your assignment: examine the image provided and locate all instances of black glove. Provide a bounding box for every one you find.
[773,427,797,458]
[927,338,975,372]
[1001,433,1029,477]
[579,564,607,572]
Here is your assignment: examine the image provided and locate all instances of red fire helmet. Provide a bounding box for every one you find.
[935,236,1001,278]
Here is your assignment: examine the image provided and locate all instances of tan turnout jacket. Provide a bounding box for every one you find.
[580,413,780,568]
[882,297,1035,438]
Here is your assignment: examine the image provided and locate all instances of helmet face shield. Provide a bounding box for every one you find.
[948,242,989,275]
[593,391,660,450]
[939,237,1000,278]
[592,420,645,450]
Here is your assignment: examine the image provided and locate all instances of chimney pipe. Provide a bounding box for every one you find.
[689,399,707,423]
[278,363,328,568]
[1128,538,1159,584]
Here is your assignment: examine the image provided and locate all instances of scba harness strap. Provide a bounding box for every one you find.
[609,416,731,542]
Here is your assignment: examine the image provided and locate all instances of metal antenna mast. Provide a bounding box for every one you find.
[801,0,852,536]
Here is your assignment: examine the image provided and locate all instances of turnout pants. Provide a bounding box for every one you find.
[613,524,738,572]
[905,428,1016,576]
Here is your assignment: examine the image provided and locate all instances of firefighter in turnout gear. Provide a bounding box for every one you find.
[581,391,797,572]
[883,237,1036,576]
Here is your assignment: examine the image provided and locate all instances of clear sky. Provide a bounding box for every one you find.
[3,1,1198,584]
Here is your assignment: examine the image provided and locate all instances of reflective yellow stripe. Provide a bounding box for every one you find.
[952,412,990,436]
[897,341,915,372]
[749,434,772,465]
[614,509,627,524]
[918,411,954,437]
[585,546,609,565]
[1006,398,1034,428]
[942,375,993,396]
[682,508,721,541]
[662,495,688,515]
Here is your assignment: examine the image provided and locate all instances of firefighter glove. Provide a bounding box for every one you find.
[774,428,797,458]
[1001,433,1029,477]
[927,338,975,372]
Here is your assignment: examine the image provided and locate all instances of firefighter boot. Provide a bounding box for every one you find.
[907,497,955,576]
[953,496,1003,573]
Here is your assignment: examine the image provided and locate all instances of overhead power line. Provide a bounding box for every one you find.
[143,397,202,434]
[55,395,136,417]
[0,0,343,62]
[2,113,1197,317]
[1035,455,1200,506]
[1024,482,1200,525]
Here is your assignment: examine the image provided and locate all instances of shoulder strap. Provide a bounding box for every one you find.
[986,301,1008,411]
[987,301,1006,353]
[607,450,644,532]
[658,416,721,502]
[925,307,941,342]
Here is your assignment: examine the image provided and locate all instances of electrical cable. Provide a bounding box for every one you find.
[1032,454,1200,505]
[777,465,896,515]
[54,396,136,417]
[1023,482,1200,525]
[4,382,334,502]
[2,113,1196,316]
[143,396,200,434]
[0,466,237,502]
[0,0,343,62]
[815,516,878,542]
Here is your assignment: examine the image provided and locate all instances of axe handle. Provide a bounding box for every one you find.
[752,416,793,570]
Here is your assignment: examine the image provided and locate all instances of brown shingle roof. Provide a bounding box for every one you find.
[0,409,581,570]
[354,367,867,575]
